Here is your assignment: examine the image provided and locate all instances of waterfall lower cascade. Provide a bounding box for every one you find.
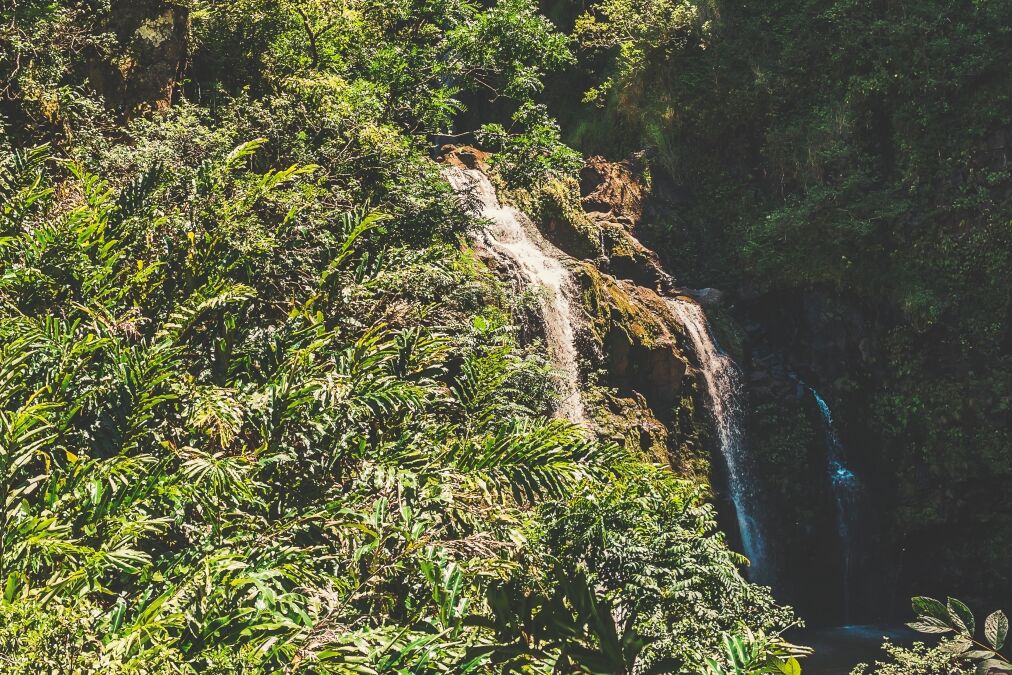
[444,167,585,423]
[810,388,863,620]
[667,297,770,584]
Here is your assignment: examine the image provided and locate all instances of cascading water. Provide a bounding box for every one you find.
[446,162,774,582]
[444,166,585,423]
[667,297,770,584]
[810,387,863,620]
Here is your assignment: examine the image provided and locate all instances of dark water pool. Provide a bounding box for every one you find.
[790,625,920,674]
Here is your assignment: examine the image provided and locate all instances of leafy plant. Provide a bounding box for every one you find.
[478,102,583,188]
[699,631,806,675]
[907,596,1010,673]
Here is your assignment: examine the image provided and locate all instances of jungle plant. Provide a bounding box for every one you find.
[698,631,806,675]
[906,596,1010,673]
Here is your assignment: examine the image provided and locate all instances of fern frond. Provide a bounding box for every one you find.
[109,163,163,228]
[0,144,52,234]
[158,279,257,343]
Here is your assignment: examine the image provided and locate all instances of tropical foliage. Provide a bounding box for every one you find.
[905,597,1010,672]
[0,132,788,671]
[2,0,1006,672]
[0,1,799,671]
[560,0,1012,610]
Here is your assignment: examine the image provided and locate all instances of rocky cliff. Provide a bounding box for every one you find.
[440,145,715,483]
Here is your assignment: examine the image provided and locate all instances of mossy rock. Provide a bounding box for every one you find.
[574,262,686,417]
[506,177,602,260]
[584,381,672,463]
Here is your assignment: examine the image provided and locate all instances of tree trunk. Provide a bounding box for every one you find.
[88,0,188,115]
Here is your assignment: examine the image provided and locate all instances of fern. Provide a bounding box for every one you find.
[109,163,163,229]
[0,145,51,235]
[158,279,257,343]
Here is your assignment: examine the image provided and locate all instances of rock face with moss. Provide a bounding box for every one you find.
[502,145,883,618]
[442,146,712,477]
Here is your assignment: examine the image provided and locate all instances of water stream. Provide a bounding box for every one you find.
[810,387,863,620]
[667,297,770,584]
[446,163,776,582]
[444,167,585,423]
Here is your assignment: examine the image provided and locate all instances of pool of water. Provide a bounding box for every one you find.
[791,625,919,674]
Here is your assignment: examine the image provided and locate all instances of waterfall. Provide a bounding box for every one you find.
[444,167,585,423]
[444,162,773,581]
[810,387,862,620]
[667,297,770,583]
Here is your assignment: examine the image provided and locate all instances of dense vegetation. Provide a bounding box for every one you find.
[1,0,1008,672]
[0,0,799,672]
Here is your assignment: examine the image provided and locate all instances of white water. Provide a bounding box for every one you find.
[811,388,863,620]
[667,297,770,583]
[444,167,585,423]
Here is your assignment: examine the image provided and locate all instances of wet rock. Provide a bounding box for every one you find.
[440,150,708,469]
[575,264,687,415]
[536,179,604,259]
[438,145,491,172]
[694,287,726,307]
[571,156,679,291]
[579,155,646,223]
[595,217,673,289]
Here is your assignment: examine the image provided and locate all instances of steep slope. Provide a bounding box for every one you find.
[441,146,785,588]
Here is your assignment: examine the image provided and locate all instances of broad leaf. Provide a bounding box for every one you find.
[913,596,950,623]
[948,597,976,637]
[965,650,997,659]
[907,620,954,634]
[977,658,1012,675]
[985,611,1008,650]
[941,637,973,654]
[778,657,802,675]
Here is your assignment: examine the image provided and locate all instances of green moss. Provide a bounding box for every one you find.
[577,262,667,349]
[505,176,602,258]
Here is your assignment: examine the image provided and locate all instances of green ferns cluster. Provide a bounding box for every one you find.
[0,139,787,671]
[0,0,802,671]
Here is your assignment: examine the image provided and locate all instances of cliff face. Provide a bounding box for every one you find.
[447,144,900,620]
[561,157,706,474]
[548,0,1012,618]
[441,145,713,479]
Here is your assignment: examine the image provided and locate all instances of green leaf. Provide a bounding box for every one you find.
[977,658,1012,675]
[778,657,801,675]
[948,597,976,637]
[3,574,21,603]
[985,611,1008,650]
[941,637,973,654]
[907,620,954,634]
[912,596,949,623]
[965,650,997,659]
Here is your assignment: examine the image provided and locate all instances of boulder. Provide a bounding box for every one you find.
[694,287,726,307]
[575,263,687,415]
[438,145,491,172]
[536,178,604,259]
[579,155,646,223]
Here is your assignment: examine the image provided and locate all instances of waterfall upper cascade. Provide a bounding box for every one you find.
[810,388,863,619]
[667,297,770,584]
[445,154,770,583]
[444,166,586,423]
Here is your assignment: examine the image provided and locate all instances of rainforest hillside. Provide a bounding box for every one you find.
[0,1,1009,673]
